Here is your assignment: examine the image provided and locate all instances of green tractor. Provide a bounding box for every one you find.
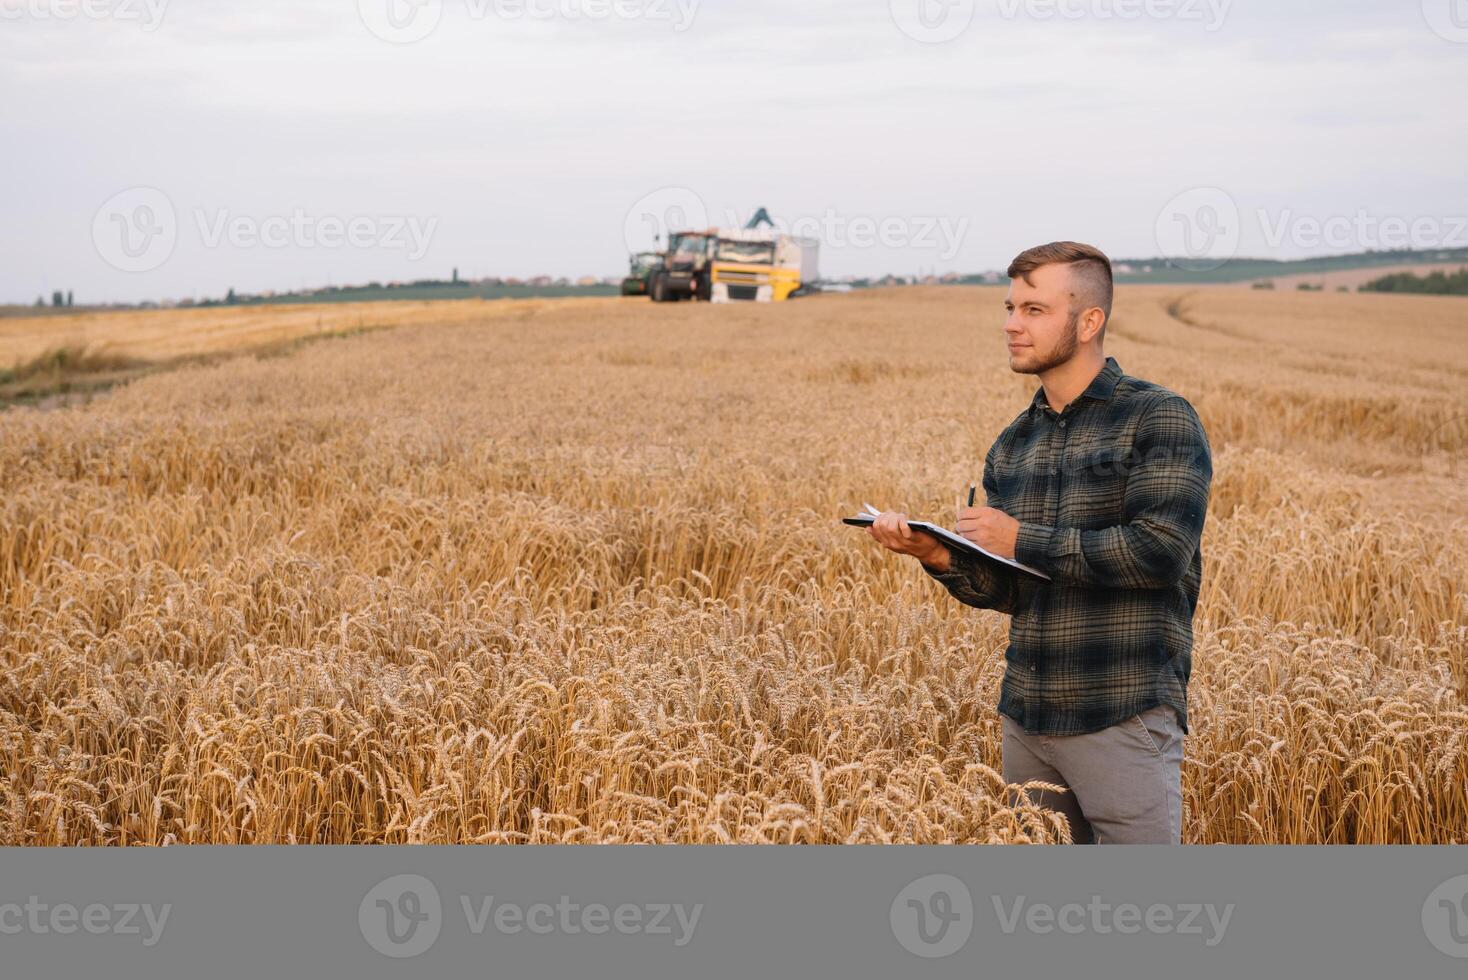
[621,251,663,296]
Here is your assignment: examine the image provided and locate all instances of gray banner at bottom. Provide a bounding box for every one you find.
[1,846,1465,978]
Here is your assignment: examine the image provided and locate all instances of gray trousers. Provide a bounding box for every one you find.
[1001,704,1184,845]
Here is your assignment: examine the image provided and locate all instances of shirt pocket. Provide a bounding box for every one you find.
[1060,444,1132,528]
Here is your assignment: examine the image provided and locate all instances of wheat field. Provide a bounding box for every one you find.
[1,286,1465,845]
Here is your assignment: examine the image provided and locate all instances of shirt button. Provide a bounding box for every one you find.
[1058,420,1066,428]
[1049,467,1058,475]
[1030,663,1037,671]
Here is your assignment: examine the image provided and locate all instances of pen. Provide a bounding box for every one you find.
[967,484,976,508]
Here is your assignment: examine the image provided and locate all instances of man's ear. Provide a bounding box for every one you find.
[1078,307,1106,345]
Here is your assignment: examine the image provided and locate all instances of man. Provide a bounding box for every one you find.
[867,241,1212,844]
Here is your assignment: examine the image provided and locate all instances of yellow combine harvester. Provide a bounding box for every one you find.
[708,229,806,303]
[646,208,820,303]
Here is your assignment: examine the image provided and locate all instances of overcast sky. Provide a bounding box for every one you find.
[2,0,1465,304]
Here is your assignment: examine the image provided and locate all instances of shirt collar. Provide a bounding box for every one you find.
[1029,356,1123,416]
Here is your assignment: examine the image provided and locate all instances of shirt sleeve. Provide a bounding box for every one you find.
[1012,395,1212,591]
[921,443,1019,614]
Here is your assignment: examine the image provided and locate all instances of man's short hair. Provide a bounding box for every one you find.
[1007,241,1113,334]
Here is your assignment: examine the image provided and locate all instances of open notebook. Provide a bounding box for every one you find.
[843,503,1051,581]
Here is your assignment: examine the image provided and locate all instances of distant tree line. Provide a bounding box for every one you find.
[1360,267,1468,296]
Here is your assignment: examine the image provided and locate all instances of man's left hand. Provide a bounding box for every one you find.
[957,506,1020,559]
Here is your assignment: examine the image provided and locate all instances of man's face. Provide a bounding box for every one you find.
[1003,262,1080,375]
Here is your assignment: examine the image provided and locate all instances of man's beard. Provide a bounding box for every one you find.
[1012,309,1080,375]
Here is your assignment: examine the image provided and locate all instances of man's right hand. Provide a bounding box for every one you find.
[867,512,952,572]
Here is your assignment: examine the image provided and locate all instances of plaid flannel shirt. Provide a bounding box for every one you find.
[924,356,1212,736]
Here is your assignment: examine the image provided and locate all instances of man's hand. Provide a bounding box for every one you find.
[957,506,1020,559]
[867,511,951,571]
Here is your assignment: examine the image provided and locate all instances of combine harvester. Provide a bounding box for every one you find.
[644,208,822,304]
